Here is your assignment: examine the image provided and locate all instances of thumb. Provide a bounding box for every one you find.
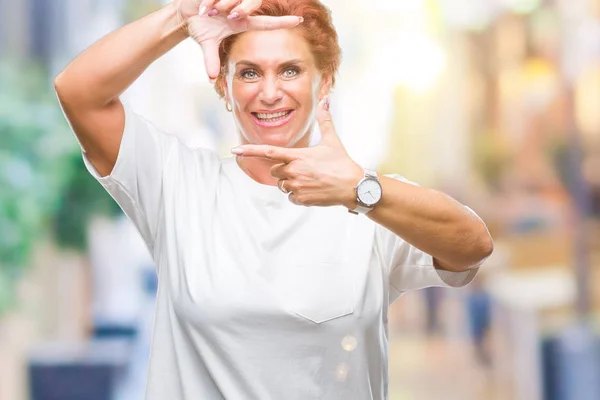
[200,39,221,80]
[316,96,341,146]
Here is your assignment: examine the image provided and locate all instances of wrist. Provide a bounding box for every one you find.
[343,196,359,211]
[341,164,364,210]
[165,2,190,40]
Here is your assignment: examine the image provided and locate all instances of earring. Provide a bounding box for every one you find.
[225,102,232,112]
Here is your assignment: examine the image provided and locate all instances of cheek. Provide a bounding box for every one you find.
[287,78,317,107]
[231,84,258,110]
[230,75,319,112]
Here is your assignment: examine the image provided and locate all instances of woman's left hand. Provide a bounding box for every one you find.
[231,97,364,208]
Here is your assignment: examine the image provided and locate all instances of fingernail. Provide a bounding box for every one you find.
[231,147,243,155]
[207,9,218,17]
[199,5,207,15]
[228,11,239,20]
[298,16,304,23]
[324,96,330,111]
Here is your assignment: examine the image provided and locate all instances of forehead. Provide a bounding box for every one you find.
[229,29,315,67]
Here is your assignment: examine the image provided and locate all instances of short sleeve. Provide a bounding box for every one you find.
[80,103,178,254]
[375,174,480,305]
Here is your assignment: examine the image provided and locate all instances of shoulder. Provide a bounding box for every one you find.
[164,135,222,168]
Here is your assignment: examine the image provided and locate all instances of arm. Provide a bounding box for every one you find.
[54,2,187,177]
[232,96,493,273]
[55,0,301,178]
[366,176,493,273]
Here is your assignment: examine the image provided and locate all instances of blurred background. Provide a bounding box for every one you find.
[1,0,600,399]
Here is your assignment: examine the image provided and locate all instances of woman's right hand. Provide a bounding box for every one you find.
[175,0,303,80]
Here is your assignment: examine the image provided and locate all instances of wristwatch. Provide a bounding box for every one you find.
[348,169,383,215]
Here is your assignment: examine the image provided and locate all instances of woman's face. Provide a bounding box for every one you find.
[224,29,330,148]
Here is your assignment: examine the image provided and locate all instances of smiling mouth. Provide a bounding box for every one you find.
[252,110,293,122]
[251,110,295,128]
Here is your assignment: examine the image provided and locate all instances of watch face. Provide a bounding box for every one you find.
[357,178,382,206]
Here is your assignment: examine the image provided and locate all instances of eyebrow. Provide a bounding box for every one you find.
[235,59,305,69]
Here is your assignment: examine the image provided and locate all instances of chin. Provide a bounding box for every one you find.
[243,126,305,148]
[265,131,294,144]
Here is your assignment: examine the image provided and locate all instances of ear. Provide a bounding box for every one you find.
[318,73,333,100]
[221,77,231,104]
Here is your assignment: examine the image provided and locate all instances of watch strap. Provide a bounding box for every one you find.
[364,169,378,179]
[348,204,373,215]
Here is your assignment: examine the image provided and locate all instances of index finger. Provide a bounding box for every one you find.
[229,0,261,19]
[241,15,303,32]
[231,144,299,163]
[198,0,217,15]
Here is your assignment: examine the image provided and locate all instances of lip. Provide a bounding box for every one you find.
[251,109,295,128]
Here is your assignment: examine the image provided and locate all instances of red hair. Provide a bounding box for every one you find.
[214,0,341,98]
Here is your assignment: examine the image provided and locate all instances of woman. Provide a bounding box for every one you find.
[55,0,493,398]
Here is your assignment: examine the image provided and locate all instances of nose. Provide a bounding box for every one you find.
[258,75,283,106]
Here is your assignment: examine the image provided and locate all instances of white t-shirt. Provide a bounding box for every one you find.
[81,103,479,400]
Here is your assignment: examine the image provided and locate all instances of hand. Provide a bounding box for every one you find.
[175,0,303,79]
[232,97,364,209]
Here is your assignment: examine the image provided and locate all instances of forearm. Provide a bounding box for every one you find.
[368,176,493,271]
[54,2,187,108]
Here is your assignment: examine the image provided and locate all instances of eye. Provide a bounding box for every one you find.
[240,69,259,80]
[282,67,300,78]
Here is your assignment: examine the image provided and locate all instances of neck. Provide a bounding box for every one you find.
[236,156,279,186]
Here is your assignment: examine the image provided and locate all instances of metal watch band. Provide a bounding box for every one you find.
[364,169,378,179]
[348,204,373,215]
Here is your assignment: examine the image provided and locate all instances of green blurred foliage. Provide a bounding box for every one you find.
[52,153,122,251]
[0,61,121,316]
[0,61,73,314]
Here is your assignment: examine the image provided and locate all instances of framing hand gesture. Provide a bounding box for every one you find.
[176,0,303,79]
[232,97,364,209]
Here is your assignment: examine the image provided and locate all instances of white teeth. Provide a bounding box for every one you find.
[256,111,290,120]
